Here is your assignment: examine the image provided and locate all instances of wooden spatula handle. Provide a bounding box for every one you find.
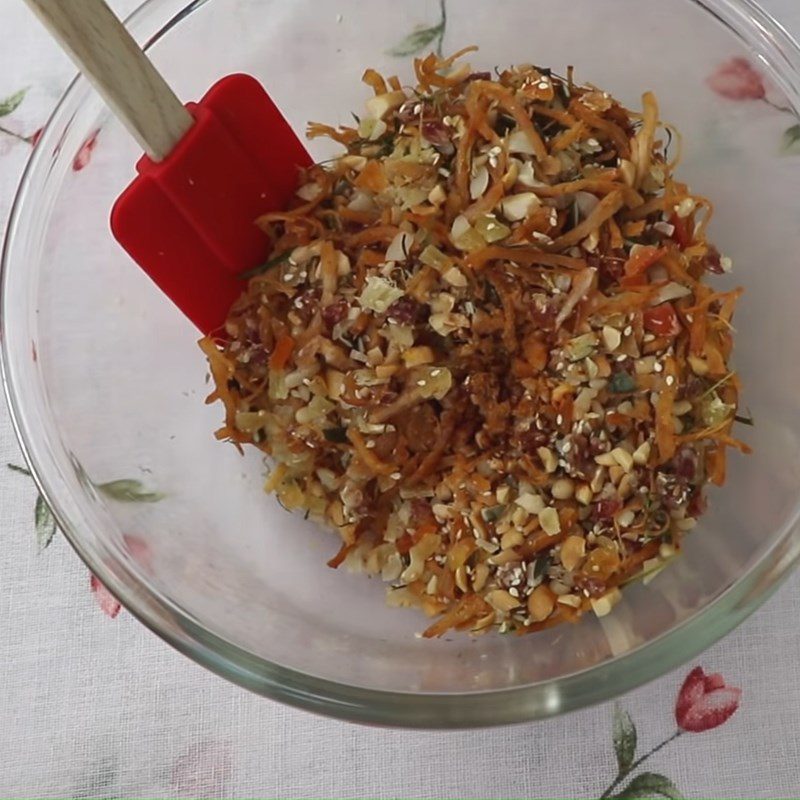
[23,0,194,161]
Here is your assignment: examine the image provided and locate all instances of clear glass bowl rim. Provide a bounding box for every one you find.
[3,0,800,728]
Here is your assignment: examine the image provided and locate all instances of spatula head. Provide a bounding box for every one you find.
[111,74,312,333]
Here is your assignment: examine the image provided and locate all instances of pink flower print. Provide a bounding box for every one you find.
[707,58,766,100]
[171,741,233,798]
[72,129,99,171]
[599,665,742,798]
[27,127,43,147]
[89,573,121,618]
[675,666,742,732]
[122,533,153,571]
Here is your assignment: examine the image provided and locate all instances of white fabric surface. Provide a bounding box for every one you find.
[1,0,800,797]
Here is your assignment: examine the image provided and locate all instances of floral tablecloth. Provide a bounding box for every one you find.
[2,1,800,797]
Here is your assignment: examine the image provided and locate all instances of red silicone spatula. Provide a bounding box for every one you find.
[25,0,312,333]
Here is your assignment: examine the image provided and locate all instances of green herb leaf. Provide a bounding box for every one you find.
[375,133,397,158]
[613,772,684,800]
[69,453,93,491]
[7,463,31,476]
[387,23,444,57]
[612,704,637,778]
[781,124,800,155]
[0,88,27,118]
[97,479,164,503]
[238,249,292,280]
[480,504,506,523]
[533,556,551,581]
[321,210,343,232]
[323,427,349,443]
[35,494,56,551]
[610,372,637,393]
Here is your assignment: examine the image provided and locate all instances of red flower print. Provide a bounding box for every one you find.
[675,666,741,732]
[27,127,43,147]
[600,665,743,798]
[171,741,233,798]
[707,58,766,101]
[72,129,99,171]
[89,573,121,618]
[122,533,152,571]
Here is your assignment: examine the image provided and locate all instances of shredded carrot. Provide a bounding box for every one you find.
[268,334,295,371]
[549,190,625,251]
[661,251,699,289]
[611,540,661,587]
[551,121,589,152]
[327,542,354,569]
[569,99,632,159]
[408,411,458,484]
[655,357,677,461]
[347,428,396,475]
[306,123,357,145]
[529,103,577,126]
[319,240,338,305]
[471,80,548,161]
[607,215,624,249]
[684,287,744,316]
[423,594,491,638]
[632,91,659,187]
[466,246,586,270]
[347,225,399,247]
[624,246,668,278]
[361,68,387,95]
[522,531,567,558]
[464,179,505,222]
[531,177,622,198]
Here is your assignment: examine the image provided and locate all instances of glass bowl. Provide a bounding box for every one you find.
[4,0,800,728]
